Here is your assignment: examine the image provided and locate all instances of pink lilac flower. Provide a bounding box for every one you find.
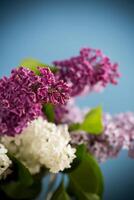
[0,67,70,136]
[53,47,120,96]
[113,112,134,158]
[64,109,124,162]
[55,99,86,124]
[57,100,134,162]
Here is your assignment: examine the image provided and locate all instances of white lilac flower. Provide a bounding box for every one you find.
[0,144,12,179]
[1,117,76,174]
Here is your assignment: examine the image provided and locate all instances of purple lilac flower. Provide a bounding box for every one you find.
[57,100,134,162]
[0,67,70,136]
[113,112,134,158]
[55,99,87,124]
[53,47,120,96]
[71,114,124,162]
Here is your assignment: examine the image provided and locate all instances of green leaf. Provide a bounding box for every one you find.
[20,58,58,74]
[81,106,103,134]
[63,144,86,173]
[0,155,41,199]
[68,147,104,199]
[69,106,103,135]
[42,103,55,122]
[68,189,100,200]
[79,192,100,200]
[8,154,33,187]
[68,180,100,200]
[51,183,70,200]
[68,123,81,132]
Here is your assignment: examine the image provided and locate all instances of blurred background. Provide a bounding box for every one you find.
[0,0,134,199]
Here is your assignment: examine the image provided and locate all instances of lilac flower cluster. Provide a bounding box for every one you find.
[56,100,134,162]
[55,99,87,123]
[71,112,134,162]
[0,67,70,136]
[53,48,120,96]
[113,112,134,158]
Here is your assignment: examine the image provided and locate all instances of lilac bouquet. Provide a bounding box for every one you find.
[0,47,133,200]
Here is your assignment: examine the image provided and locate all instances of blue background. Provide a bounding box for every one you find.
[0,0,134,199]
